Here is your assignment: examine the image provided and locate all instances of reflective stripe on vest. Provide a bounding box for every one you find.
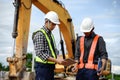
[35,29,56,64]
[78,35,99,70]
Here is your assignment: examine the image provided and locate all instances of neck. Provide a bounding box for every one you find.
[45,24,51,31]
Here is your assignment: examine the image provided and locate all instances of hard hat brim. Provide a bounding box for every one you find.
[80,27,93,32]
[53,21,60,25]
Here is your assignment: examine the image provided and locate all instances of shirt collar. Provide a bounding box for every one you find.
[85,32,96,39]
[43,26,51,34]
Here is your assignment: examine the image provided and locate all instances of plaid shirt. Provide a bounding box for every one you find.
[32,26,56,61]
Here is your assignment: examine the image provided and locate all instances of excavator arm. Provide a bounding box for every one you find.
[7,0,76,80]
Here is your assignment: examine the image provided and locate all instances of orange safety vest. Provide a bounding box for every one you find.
[78,35,99,70]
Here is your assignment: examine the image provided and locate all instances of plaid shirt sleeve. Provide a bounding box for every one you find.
[33,31,50,61]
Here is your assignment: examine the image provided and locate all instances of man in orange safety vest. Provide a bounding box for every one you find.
[73,17,108,80]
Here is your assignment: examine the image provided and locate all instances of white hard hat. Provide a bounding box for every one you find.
[45,11,60,24]
[80,17,94,32]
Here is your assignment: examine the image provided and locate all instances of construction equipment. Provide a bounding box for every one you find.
[6,0,111,80]
[6,0,76,80]
[102,59,111,76]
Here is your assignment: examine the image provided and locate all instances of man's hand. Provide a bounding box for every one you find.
[56,58,67,65]
[97,59,106,76]
[97,67,104,76]
[72,60,78,72]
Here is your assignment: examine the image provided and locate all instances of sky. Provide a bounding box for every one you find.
[0,0,120,74]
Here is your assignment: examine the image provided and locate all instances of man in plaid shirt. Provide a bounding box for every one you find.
[32,11,67,80]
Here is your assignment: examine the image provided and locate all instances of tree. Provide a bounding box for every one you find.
[0,62,2,71]
[26,53,33,71]
[0,62,9,71]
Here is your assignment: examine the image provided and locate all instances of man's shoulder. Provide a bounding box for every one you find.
[76,36,83,42]
[32,28,43,40]
[96,34,103,39]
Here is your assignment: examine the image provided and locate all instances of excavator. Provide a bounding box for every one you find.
[6,0,76,80]
[6,0,111,80]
